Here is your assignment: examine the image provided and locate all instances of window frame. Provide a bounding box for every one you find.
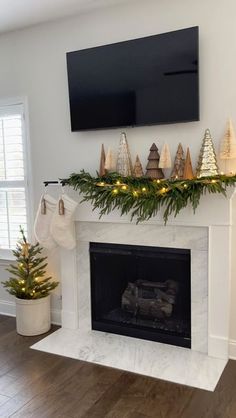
[0,97,33,260]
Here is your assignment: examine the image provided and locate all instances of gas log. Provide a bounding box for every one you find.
[121,279,179,319]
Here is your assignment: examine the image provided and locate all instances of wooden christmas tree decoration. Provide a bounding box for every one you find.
[219,119,236,173]
[159,143,172,169]
[183,147,194,179]
[116,132,133,176]
[196,129,219,178]
[99,144,106,176]
[105,148,116,172]
[133,155,144,177]
[146,143,164,179]
[171,143,185,179]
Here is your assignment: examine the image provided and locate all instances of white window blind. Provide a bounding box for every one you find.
[0,104,29,249]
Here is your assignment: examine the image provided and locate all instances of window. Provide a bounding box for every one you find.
[0,102,30,251]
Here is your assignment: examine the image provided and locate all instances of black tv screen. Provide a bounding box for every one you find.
[67,26,199,131]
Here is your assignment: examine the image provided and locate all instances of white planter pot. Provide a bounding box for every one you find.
[16,295,51,336]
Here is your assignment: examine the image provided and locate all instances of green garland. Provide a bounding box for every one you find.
[66,171,236,224]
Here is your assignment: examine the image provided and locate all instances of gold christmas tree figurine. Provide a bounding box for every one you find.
[220,119,236,160]
[220,119,236,174]
[196,129,219,178]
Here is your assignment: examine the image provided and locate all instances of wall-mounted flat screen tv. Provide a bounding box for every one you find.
[66,26,199,131]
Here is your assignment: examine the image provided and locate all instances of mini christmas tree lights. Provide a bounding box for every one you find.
[2,227,58,299]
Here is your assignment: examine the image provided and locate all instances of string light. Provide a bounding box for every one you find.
[121,185,127,190]
[183,184,188,189]
[160,187,167,193]
[116,180,121,186]
[211,179,217,184]
[133,191,138,197]
[22,288,25,292]
[156,179,161,184]
[142,187,146,192]
[113,188,118,194]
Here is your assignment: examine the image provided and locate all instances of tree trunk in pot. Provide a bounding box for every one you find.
[16,295,51,336]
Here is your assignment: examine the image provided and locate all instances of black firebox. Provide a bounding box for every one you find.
[90,242,191,348]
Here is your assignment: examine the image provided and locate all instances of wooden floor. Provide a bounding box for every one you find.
[0,316,236,418]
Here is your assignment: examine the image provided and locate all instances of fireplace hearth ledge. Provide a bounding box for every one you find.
[31,327,226,391]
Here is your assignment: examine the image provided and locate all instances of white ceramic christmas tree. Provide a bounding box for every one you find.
[159,143,172,169]
[116,133,133,176]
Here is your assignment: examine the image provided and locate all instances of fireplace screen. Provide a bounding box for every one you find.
[90,242,191,348]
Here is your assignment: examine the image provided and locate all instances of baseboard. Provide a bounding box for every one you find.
[0,299,61,325]
[229,339,236,360]
[208,334,229,360]
[51,309,62,325]
[0,299,15,317]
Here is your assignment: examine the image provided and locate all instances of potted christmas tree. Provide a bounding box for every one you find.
[2,227,58,336]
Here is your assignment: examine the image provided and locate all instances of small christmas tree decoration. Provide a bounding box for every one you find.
[99,144,106,176]
[171,143,185,179]
[159,143,172,169]
[105,148,116,172]
[2,227,59,300]
[196,129,219,178]
[146,143,164,179]
[116,132,133,176]
[183,147,194,179]
[133,155,144,177]
[220,120,236,175]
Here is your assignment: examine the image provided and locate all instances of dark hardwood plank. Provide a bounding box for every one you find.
[0,315,235,418]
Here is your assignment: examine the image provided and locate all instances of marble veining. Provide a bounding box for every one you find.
[31,328,226,391]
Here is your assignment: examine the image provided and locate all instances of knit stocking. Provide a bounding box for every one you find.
[50,194,78,250]
[34,194,57,250]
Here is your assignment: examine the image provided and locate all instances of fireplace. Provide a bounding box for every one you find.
[90,242,191,348]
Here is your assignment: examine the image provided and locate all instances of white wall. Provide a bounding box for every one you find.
[0,0,236,341]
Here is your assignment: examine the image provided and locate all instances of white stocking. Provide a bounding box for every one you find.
[34,194,57,249]
[50,194,78,250]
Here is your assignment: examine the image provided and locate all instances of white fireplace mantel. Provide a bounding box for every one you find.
[59,188,236,361]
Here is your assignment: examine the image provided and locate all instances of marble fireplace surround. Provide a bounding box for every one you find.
[32,190,236,390]
[76,222,208,353]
